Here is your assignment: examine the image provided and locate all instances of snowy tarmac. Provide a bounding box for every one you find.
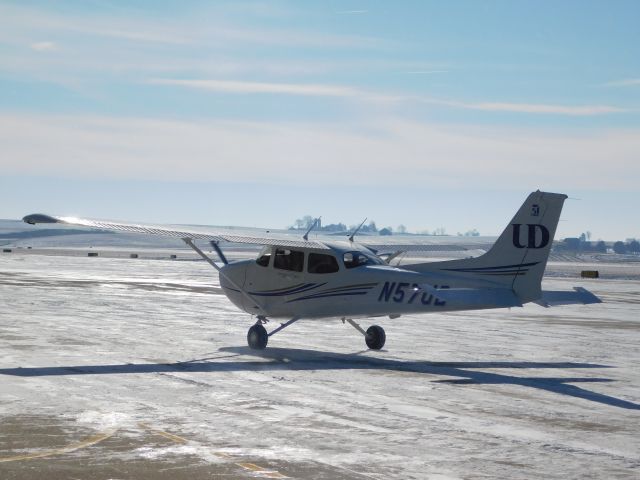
[1,252,639,479]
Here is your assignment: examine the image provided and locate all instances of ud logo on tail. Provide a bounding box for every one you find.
[512,224,550,249]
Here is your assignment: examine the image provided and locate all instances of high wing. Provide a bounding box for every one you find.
[22,213,487,252]
[22,214,329,250]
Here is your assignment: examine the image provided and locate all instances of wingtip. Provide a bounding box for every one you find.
[22,214,59,225]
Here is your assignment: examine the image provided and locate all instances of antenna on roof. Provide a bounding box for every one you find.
[348,217,367,243]
[303,216,321,241]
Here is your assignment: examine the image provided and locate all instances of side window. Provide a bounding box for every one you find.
[274,249,304,272]
[256,246,271,267]
[308,253,339,274]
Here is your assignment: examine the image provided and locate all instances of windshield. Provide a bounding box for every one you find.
[255,246,271,267]
[343,251,384,269]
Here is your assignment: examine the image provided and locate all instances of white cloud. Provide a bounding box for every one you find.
[30,41,56,52]
[0,3,379,49]
[69,27,193,45]
[402,70,449,74]
[444,100,627,116]
[149,78,627,115]
[336,10,368,15]
[2,3,628,119]
[0,3,388,87]
[604,78,640,87]
[148,79,361,97]
[148,78,405,105]
[1,113,638,191]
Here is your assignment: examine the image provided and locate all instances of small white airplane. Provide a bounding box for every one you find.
[23,190,600,350]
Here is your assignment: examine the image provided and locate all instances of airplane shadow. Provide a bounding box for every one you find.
[1,346,638,411]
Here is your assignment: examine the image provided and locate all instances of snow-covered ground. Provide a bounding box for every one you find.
[1,252,639,479]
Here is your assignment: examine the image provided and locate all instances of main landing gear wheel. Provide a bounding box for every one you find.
[247,324,268,350]
[365,325,386,350]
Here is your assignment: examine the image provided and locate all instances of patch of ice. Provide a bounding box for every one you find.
[134,445,225,463]
[135,445,198,459]
[74,410,132,430]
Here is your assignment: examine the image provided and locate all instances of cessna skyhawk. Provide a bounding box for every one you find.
[23,190,600,350]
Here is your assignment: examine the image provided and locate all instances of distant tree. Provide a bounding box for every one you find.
[347,220,377,234]
[595,240,607,253]
[379,227,393,236]
[586,231,592,241]
[397,224,407,234]
[291,215,314,229]
[302,215,314,229]
[613,241,627,254]
[579,233,586,243]
[628,240,640,254]
[433,227,446,236]
[563,238,581,251]
[322,223,347,232]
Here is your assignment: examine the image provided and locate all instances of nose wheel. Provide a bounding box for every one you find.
[344,319,386,350]
[247,324,268,350]
[365,325,386,350]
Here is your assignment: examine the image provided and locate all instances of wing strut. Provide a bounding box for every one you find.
[210,241,228,265]
[182,238,266,315]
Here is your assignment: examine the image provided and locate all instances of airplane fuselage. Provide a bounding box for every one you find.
[219,242,480,320]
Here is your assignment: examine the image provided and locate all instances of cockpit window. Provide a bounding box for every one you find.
[274,248,304,272]
[308,253,339,274]
[256,246,271,267]
[343,251,384,269]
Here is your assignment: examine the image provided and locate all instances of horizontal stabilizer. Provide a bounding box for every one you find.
[535,287,602,307]
[420,284,523,308]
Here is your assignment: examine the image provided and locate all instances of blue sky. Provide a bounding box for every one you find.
[1,1,639,239]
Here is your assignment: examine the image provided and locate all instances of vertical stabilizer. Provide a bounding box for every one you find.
[410,191,567,303]
[482,191,567,302]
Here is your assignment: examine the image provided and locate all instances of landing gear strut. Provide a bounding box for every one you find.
[344,318,386,350]
[247,316,300,350]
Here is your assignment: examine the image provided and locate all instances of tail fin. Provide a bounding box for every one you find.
[481,190,567,302]
[419,191,567,303]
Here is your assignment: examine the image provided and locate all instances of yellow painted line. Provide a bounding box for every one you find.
[0,429,116,463]
[262,472,289,479]
[237,462,264,471]
[139,422,289,478]
[236,462,288,478]
[137,422,188,444]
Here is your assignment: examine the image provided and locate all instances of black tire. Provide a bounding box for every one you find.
[247,324,268,350]
[365,325,386,350]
